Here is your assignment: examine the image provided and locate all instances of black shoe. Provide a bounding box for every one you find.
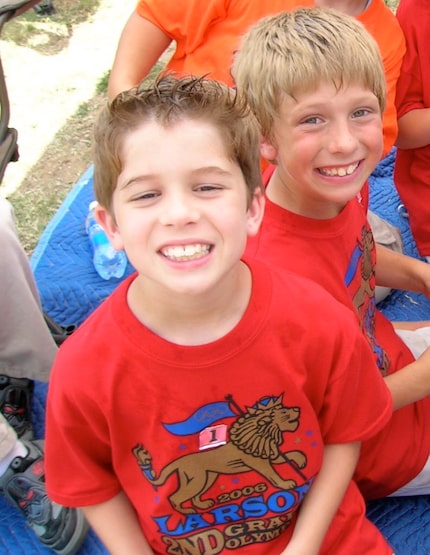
[0,375,34,439]
[43,312,76,346]
[0,439,89,554]
[33,0,55,16]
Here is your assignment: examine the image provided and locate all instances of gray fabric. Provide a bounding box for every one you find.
[0,0,36,14]
[369,209,403,304]
[0,198,56,382]
[368,209,403,254]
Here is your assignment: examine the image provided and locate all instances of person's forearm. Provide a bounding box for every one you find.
[280,442,360,555]
[375,244,430,295]
[384,347,430,410]
[396,108,430,150]
[108,11,172,100]
[82,491,154,555]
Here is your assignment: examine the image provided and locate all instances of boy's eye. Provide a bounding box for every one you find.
[133,191,160,201]
[301,115,321,125]
[352,108,370,118]
[195,184,222,192]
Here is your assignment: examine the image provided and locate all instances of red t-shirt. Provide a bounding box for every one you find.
[46,260,392,554]
[245,166,430,499]
[137,0,404,156]
[394,0,430,256]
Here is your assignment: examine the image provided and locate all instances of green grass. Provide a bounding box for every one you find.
[96,70,110,95]
[384,0,399,10]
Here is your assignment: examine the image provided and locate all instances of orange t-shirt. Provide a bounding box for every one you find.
[137,0,405,157]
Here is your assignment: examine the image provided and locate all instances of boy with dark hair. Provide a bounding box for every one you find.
[45,74,392,554]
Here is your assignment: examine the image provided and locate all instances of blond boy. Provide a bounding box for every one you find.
[233,6,430,499]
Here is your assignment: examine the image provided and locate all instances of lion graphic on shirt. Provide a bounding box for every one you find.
[353,226,375,316]
[132,395,307,514]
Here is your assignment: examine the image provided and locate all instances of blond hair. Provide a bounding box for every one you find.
[93,74,262,211]
[232,7,386,138]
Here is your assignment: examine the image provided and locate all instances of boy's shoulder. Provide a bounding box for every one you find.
[248,257,358,325]
[361,0,404,38]
[396,0,424,25]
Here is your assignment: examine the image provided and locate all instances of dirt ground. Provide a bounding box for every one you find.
[0,0,136,253]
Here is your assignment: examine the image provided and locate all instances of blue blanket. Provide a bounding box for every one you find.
[1,149,429,554]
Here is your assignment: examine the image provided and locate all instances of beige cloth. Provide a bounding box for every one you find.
[0,198,58,459]
[0,197,57,381]
[368,210,404,255]
[368,210,404,304]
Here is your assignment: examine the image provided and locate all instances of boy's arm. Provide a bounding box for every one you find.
[384,346,430,409]
[280,442,360,555]
[396,108,430,150]
[374,243,430,296]
[82,491,154,555]
[108,10,172,100]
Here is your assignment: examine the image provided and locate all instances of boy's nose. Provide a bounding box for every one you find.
[327,121,357,154]
[159,192,200,226]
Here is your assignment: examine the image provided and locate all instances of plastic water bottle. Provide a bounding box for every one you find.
[85,201,127,280]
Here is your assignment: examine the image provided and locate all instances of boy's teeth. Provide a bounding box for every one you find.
[320,163,358,177]
[162,244,210,261]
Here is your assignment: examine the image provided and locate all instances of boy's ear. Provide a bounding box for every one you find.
[94,203,124,251]
[260,137,278,164]
[246,187,265,237]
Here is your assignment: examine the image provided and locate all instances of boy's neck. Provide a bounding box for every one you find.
[266,169,346,220]
[127,262,252,345]
[316,0,371,16]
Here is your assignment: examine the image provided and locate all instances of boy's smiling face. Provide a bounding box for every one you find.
[97,118,263,298]
[262,82,383,219]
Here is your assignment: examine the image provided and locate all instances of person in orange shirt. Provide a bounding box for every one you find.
[108,0,405,158]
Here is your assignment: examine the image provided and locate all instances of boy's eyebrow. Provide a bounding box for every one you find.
[118,174,157,190]
[119,166,233,190]
[189,166,233,179]
[289,94,380,115]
